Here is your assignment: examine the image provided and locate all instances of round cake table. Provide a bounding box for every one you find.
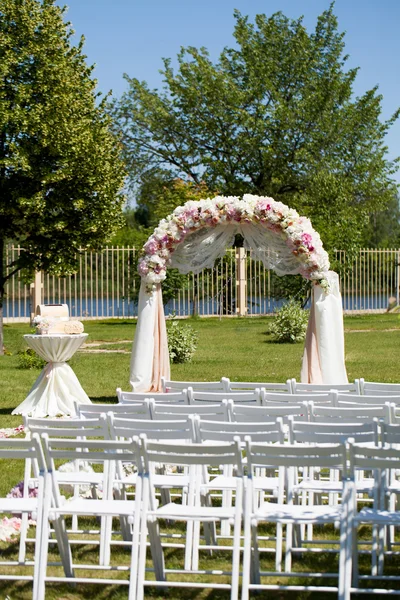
[12,333,92,417]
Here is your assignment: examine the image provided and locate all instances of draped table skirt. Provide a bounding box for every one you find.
[12,334,92,417]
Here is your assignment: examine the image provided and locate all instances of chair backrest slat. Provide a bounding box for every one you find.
[188,388,261,405]
[117,388,189,405]
[161,377,230,393]
[228,379,292,393]
[291,378,361,395]
[194,416,285,444]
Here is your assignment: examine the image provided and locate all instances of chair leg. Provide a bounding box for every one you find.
[147,519,166,583]
[351,525,359,588]
[230,485,243,600]
[250,520,261,585]
[284,522,293,573]
[18,512,29,563]
[241,497,252,600]
[52,516,74,578]
[275,522,283,572]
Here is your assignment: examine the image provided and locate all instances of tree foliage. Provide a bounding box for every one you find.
[0,0,126,352]
[113,5,399,263]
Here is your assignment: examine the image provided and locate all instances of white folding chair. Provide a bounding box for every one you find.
[227,379,293,393]
[25,414,113,565]
[288,418,379,539]
[108,412,196,560]
[291,378,361,394]
[117,387,189,404]
[0,435,46,600]
[360,379,400,396]
[188,388,261,405]
[194,415,285,544]
[346,441,400,597]
[161,376,230,393]
[38,435,143,600]
[241,440,351,600]
[137,437,243,600]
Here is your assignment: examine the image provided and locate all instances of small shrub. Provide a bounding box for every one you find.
[167,320,198,363]
[269,299,309,343]
[17,348,46,370]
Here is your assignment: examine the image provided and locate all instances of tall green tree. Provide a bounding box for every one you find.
[0,0,126,353]
[113,5,399,265]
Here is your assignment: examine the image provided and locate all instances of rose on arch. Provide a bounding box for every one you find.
[138,195,330,293]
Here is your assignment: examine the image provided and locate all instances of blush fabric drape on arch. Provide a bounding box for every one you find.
[301,272,348,384]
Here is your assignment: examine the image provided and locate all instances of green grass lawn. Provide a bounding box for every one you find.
[2,313,400,430]
[0,314,399,598]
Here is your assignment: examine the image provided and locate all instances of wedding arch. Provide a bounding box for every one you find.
[130,194,348,391]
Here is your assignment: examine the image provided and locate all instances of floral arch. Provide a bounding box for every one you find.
[130,195,348,392]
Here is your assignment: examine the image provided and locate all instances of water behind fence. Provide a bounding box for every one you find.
[4,245,400,321]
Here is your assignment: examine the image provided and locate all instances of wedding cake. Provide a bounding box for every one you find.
[33,304,84,334]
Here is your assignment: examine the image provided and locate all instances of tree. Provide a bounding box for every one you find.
[0,0,126,353]
[113,5,399,268]
[361,194,400,248]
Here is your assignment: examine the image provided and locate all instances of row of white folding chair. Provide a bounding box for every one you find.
[161,376,294,394]
[138,436,400,599]
[31,433,243,599]
[155,376,400,399]
[242,436,400,598]
[118,387,263,406]
[15,424,400,598]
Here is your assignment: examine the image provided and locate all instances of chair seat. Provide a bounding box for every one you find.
[254,502,343,523]
[152,502,236,521]
[356,508,400,525]
[294,478,373,493]
[51,498,137,517]
[204,475,278,492]
[0,498,38,512]
[56,472,104,484]
[119,473,190,488]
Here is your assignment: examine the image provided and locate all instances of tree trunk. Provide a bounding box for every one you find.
[0,237,4,356]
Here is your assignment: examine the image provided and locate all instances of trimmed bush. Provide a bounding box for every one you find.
[167,320,198,363]
[269,299,309,343]
[17,348,46,370]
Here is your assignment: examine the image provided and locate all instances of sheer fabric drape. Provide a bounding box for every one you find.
[170,223,305,276]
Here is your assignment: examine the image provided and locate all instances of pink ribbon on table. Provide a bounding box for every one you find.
[44,362,64,379]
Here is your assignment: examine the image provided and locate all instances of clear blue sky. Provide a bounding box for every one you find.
[58,0,400,181]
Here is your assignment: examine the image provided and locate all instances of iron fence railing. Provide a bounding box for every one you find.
[3,245,400,321]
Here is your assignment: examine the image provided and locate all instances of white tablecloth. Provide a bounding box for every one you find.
[12,334,92,417]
